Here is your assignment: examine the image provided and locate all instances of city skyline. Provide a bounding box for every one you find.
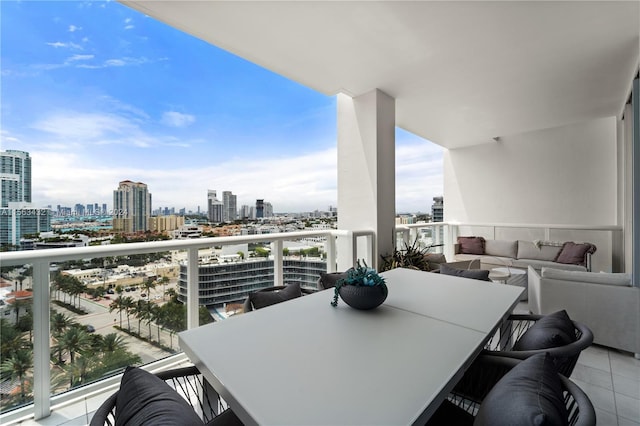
[0,1,444,213]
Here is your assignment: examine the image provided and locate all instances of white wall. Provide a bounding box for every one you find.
[444,117,618,225]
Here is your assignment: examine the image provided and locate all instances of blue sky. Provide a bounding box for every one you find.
[1,0,443,213]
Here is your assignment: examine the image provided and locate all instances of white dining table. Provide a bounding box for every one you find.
[178,267,524,426]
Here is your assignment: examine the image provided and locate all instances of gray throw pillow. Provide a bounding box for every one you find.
[249,283,302,310]
[115,366,205,426]
[439,264,491,281]
[513,310,577,351]
[474,353,568,426]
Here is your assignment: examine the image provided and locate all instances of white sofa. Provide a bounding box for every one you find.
[528,266,640,356]
[455,239,594,272]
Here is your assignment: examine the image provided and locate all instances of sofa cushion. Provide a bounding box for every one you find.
[555,242,596,266]
[541,267,631,286]
[512,259,586,272]
[474,353,568,426]
[115,366,205,426]
[517,240,562,261]
[484,240,518,258]
[457,236,485,255]
[424,253,447,271]
[513,310,576,351]
[440,263,491,281]
[249,283,302,310]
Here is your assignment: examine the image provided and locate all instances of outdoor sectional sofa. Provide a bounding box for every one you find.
[453,237,596,273]
[528,266,639,356]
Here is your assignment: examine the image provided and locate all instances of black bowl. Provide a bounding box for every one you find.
[338,284,388,310]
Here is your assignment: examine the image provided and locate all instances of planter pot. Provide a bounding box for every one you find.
[338,284,388,310]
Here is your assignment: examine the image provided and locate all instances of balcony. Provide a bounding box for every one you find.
[1,1,638,424]
[1,222,638,425]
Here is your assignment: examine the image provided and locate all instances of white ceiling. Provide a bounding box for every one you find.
[121,1,639,149]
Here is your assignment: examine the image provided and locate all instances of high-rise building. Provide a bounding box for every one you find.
[1,150,31,207]
[207,190,224,223]
[0,150,51,246]
[222,191,237,222]
[264,201,273,218]
[256,199,264,218]
[431,196,444,222]
[239,205,253,220]
[112,180,152,233]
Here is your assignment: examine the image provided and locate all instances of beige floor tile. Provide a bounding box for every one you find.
[573,378,617,413]
[613,373,640,399]
[618,416,640,426]
[611,352,640,381]
[578,347,612,373]
[573,363,614,390]
[615,393,640,423]
[594,408,619,426]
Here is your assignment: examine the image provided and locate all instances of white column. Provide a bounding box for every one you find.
[337,89,396,271]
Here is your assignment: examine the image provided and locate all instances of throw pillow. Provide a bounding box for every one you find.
[115,366,205,426]
[554,242,596,266]
[249,283,302,310]
[439,263,491,281]
[513,310,577,351]
[474,353,568,426]
[318,272,347,290]
[457,236,485,255]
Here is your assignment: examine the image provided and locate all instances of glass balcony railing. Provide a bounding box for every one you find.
[0,229,373,423]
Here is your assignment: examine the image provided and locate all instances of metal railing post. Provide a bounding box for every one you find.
[272,240,283,286]
[325,235,337,272]
[32,260,50,419]
[186,248,199,329]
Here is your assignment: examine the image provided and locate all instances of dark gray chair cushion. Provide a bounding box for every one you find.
[439,263,491,281]
[513,310,577,351]
[249,283,302,310]
[474,353,568,426]
[115,366,205,425]
[318,272,347,289]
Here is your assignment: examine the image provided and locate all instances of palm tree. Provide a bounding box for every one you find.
[141,277,156,301]
[57,327,91,364]
[109,296,126,328]
[121,296,135,332]
[0,349,32,402]
[101,333,127,354]
[51,312,74,336]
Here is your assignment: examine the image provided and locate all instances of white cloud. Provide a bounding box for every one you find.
[67,54,94,62]
[46,41,82,50]
[161,111,196,128]
[68,25,82,32]
[124,25,135,30]
[32,111,141,140]
[28,138,443,213]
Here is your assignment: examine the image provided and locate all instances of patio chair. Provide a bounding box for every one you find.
[90,365,242,426]
[242,283,316,312]
[483,312,593,377]
[428,354,596,426]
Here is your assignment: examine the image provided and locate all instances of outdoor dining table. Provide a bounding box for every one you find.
[178,267,524,426]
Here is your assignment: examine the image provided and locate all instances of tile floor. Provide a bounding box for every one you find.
[572,344,640,425]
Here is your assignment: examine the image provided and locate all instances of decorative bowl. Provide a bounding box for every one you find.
[338,283,388,310]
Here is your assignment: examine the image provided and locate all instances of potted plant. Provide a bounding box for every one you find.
[331,260,388,310]
[379,238,444,272]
